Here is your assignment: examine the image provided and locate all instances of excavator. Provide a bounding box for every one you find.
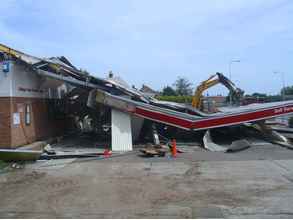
[191,72,244,110]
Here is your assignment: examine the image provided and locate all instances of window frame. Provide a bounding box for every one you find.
[25,104,31,125]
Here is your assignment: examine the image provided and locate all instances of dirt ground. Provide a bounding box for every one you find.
[1,144,293,218]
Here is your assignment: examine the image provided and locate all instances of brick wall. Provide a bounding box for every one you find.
[0,97,11,148]
[0,97,67,148]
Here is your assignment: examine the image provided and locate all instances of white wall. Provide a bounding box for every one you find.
[0,61,71,99]
[11,61,48,98]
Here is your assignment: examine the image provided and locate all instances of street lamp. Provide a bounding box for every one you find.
[229,59,240,105]
[274,71,285,101]
[274,71,286,124]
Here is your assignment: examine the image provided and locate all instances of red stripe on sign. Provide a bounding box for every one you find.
[135,105,293,130]
[135,107,193,129]
[194,105,293,129]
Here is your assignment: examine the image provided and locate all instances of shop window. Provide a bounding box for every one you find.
[25,104,31,125]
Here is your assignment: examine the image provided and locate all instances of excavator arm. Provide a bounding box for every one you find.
[192,74,220,109]
[191,72,244,109]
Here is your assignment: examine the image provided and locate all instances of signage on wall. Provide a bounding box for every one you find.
[2,61,10,73]
[18,87,44,93]
[13,113,20,125]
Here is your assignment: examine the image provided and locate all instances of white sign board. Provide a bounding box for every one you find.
[13,112,20,125]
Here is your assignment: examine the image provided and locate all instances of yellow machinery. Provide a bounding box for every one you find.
[191,72,244,110]
[0,44,21,58]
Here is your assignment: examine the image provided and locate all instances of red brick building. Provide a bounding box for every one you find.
[0,59,66,148]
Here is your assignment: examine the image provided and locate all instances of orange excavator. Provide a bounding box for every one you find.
[191,72,244,110]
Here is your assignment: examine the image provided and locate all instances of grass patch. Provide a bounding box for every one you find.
[0,160,8,170]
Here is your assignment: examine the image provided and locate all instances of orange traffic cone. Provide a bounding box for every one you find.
[103,149,112,158]
[172,139,177,158]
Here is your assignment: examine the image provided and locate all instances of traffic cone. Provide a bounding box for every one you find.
[172,139,177,158]
[104,149,112,158]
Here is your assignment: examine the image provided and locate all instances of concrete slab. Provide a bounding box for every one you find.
[2,148,293,218]
[192,206,224,218]
[148,162,190,176]
[26,159,76,170]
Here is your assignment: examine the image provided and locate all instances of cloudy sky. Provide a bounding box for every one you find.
[1,0,292,95]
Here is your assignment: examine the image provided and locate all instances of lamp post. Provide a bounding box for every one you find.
[274,71,286,124]
[229,59,240,105]
[274,71,285,101]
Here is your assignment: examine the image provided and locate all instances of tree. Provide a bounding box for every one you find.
[173,77,193,96]
[251,93,267,98]
[161,86,177,96]
[281,86,293,96]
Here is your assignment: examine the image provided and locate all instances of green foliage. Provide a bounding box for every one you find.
[268,95,282,102]
[242,94,282,103]
[173,77,193,96]
[251,93,267,97]
[282,86,293,96]
[162,86,177,96]
[158,76,293,105]
[0,160,7,170]
[157,95,193,103]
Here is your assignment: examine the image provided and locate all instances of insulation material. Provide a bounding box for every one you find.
[227,140,251,152]
[203,130,227,152]
[111,109,133,151]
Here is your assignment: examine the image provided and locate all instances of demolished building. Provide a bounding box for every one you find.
[1,43,293,152]
[0,43,146,150]
[0,49,68,148]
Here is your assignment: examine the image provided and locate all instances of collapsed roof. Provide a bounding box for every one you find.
[1,43,293,132]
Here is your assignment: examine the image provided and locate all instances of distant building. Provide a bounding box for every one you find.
[203,95,227,107]
[140,84,159,97]
[241,96,266,105]
[202,95,227,112]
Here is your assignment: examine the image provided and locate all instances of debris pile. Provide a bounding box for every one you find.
[0,43,293,163]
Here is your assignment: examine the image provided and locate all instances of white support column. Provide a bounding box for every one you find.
[111,109,133,152]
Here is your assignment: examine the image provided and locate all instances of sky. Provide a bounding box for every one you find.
[0,0,292,96]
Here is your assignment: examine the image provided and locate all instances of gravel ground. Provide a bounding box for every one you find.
[1,144,293,218]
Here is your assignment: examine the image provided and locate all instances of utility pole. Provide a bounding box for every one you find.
[274,71,286,124]
[229,59,240,105]
[274,71,285,101]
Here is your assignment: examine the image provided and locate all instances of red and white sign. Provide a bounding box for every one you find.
[134,105,293,131]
